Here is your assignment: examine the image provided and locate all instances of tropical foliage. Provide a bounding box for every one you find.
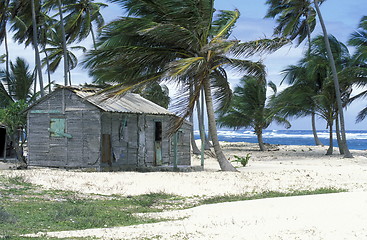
[218,75,290,151]
[272,35,353,155]
[348,16,367,122]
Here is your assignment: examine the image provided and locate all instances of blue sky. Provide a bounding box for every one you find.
[3,0,367,130]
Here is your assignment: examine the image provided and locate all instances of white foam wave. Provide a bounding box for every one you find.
[213,130,367,140]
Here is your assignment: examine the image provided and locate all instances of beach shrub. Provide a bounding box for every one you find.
[232,154,250,167]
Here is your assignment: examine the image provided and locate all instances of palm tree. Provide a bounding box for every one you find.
[265,0,324,146]
[138,82,170,109]
[0,57,35,106]
[274,35,352,155]
[0,57,35,166]
[218,75,290,151]
[313,0,352,157]
[84,1,289,171]
[63,0,107,50]
[42,0,71,86]
[0,0,11,88]
[348,16,367,122]
[10,0,45,96]
[42,27,86,85]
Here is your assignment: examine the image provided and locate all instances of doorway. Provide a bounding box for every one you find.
[0,127,5,157]
[154,122,162,166]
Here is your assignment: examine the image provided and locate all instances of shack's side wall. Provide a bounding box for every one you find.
[171,119,191,166]
[27,89,101,168]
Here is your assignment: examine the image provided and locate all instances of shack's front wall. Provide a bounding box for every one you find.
[27,89,101,168]
[101,113,191,169]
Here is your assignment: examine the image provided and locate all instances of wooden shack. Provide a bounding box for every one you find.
[24,86,191,170]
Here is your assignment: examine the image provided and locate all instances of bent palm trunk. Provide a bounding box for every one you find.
[256,128,266,151]
[203,78,237,172]
[311,113,323,146]
[314,0,352,158]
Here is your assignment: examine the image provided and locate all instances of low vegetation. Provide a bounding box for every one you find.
[0,174,346,239]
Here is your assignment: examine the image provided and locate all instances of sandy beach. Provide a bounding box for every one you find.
[2,142,367,239]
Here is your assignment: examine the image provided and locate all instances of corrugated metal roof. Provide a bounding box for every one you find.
[71,87,173,115]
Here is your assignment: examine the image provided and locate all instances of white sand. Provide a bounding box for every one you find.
[2,142,367,239]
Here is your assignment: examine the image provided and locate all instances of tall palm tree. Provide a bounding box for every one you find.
[348,16,367,122]
[265,0,351,157]
[42,0,70,86]
[84,0,289,171]
[274,35,352,154]
[265,0,324,146]
[0,0,11,89]
[218,75,290,151]
[10,7,56,93]
[10,0,45,96]
[63,0,107,50]
[313,0,352,157]
[42,27,86,85]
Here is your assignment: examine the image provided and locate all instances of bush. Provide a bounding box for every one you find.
[232,154,251,167]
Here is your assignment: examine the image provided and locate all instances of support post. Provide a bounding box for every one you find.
[173,131,178,170]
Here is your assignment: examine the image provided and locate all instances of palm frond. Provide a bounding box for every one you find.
[230,37,290,58]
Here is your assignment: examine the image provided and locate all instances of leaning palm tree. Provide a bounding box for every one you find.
[265,0,351,157]
[274,35,353,155]
[63,0,107,50]
[84,1,289,171]
[218,75,290,151]
[313,0,352,157]
[265,0,324,146]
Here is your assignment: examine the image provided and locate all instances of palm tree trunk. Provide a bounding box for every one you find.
[335,114,344,155]
[200,88,211,150]
[311,112,323,145]
[57,0,69,86]
[203,78,237,172]
[4,30,9,87]
[31,0,44,97]
[326,122,333,155]
[44,51,52,93]
[196,97,208,150]
[314,0,352,158]
[90,25,97,50]
[189,84,200,155]
[256,128,266,151]
[189,113,200,155]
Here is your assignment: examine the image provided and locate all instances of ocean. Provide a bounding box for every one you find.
[194,129,367,150]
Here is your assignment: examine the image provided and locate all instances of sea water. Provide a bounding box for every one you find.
[194,129,367,150]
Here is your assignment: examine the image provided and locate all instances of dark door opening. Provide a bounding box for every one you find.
[0,128,6,157]
[154,122,162,166]
[101,134,112,166]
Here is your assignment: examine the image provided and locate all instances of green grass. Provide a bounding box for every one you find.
[200,188,347,205]
[0,174,347,239]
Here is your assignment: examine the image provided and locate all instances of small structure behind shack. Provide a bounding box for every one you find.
[24,86,191,170]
